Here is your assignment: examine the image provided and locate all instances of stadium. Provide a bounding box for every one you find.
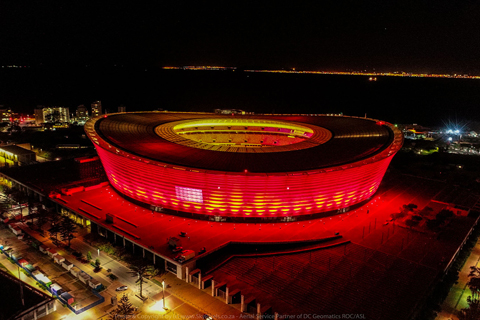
[85,112,403,221]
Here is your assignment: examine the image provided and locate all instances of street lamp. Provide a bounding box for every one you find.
[162,280,166,310]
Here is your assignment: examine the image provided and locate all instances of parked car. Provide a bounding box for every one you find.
[203,315,213,320]
[172,246,183,253]
[116,286,128,291]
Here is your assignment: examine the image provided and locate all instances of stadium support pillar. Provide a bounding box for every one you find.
[225,286,229,304]
[185,267,190,283]
[240,295,245,312]
[153,254,156,264]
[143,248,145,258]
[275,313,279,320]
[211,280,215,296]
[198,273,202,290]
[123,237,125,247]
[257,303,261,319]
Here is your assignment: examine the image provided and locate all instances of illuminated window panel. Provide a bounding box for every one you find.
[175,186,204,203]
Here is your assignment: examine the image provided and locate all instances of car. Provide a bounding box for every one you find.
[203,315,213,320]
[116,286,128,291]
[172,246,183,253]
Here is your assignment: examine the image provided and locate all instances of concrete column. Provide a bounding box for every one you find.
[240,295,245,312]
[198,273,202,290]
[142,248,145,258]
[123,237,125,247]
[33,308,37,320]
[211,280,215,296]
[153,254,156,265]
[132,243,135,254]
[225,286,229,304]
[274,313,279,320]
[114,233,116,242]
[185,267,190,283]
[176,264,183,280]
[257,303,261,319]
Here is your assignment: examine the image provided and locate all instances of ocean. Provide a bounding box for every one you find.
[1,66,480,128]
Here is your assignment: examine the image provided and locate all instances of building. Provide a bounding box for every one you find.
[75,104,89,121]
[85,112,403,221]
[0,107,13,122]
[214,108,246,115]
[118,105,127,113]
[34,108,43,125]
[91,101,102,117]
[0,145,36,166]
[0,269,56,320]
[34,107,70,125]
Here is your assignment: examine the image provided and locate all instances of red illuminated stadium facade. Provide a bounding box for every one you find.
[85,112,403,221]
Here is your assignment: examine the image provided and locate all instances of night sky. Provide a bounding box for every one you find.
[2,1,480,73]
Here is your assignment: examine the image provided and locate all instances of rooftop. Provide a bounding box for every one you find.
[0,269,54,320]
[89,112,400,173]
[0,145,35,155]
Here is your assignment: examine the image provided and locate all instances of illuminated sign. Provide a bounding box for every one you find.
[175,186,203,203]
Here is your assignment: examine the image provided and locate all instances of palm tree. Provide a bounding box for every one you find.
[458,296,480,320]
[468,266,480,300]
[109,293,135,319]
[127,260,158,299]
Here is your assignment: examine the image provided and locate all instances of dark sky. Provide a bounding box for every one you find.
[2,1,480,73]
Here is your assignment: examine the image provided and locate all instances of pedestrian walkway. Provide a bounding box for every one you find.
[437,239,480,320]
[23,222,244,318]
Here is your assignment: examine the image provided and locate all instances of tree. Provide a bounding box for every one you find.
[48,224,61,243]
[59,216,77,247]
[87,251,92,261]
[109,293,135,319]
[21,195,36,223]
[468,266,480,301]
[127,260,158,298]
[426,218,442,230]
[407,203,418,210]
[437,209,454,222]
[405,219,419,228]
[35,208,53,231]
[458,296,480,320]
[95,258,101,269]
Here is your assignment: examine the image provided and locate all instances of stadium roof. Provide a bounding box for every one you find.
[91,112,399,173]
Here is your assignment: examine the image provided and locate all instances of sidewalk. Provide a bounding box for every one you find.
[20,222,244,318]
[436,239,480,320]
